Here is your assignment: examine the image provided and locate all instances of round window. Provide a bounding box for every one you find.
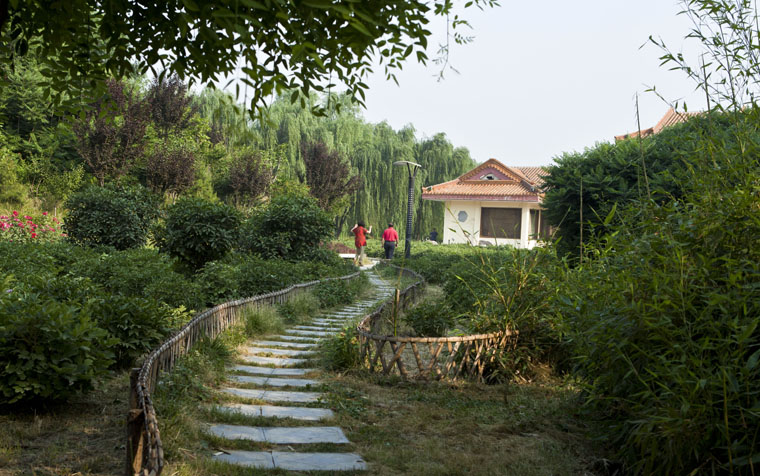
[457,211,468,222]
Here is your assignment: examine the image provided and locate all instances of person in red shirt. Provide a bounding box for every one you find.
[351,221,372,266]
[381,223,399,259]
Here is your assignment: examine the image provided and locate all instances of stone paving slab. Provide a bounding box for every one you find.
[209,425,348,444]
[286,330,330,337]
[216,403,334,421]
[264,426,350,444]
[252,340,316,349]
[214,450,367,471]
[231,365,316,376]
[274,452,367,471]
[230,375,320,388]
[240,355,308,367]
[271,334,319,342]
[294,325,339,331]
[222,387,322,403]
[243,346,315,357]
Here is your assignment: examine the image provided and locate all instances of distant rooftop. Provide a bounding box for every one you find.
[421,158,547,202]
[614,107,700,141]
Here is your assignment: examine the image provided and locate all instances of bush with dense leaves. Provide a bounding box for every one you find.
[314,276,365,308]
[0,292,115,405]
[403,299,456,337]
[159,197,240,269]
[86,294,177,368]
[63,184,159,250]
[67,248,203,310]
[239,193,332,260]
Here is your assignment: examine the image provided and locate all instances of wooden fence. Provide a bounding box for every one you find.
[127,272,360,476]
[356,264,513,381]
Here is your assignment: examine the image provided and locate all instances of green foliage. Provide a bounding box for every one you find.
[1,1,496,115]
[0,293,115,405]
[559,109,760,474]
[0,146,28,206]
[314,275,366,308]
[242,305,284,337]
[541,112,737,259]
[63,184,159,250]
[239,193,332,260]
[160,197,240,269]
[403,299,456,337]
[86,295,175,369]
[319,326,362,371]
[67,248,203,310]
[277,293,320,325]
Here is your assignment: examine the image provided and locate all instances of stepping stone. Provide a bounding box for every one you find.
[243,346,315,357]
[231,365,316,376]
[264,426,350,444]
[240,355,308,367]
[209,424,349,444]
[214,450,367,471]
[286,330,330,337]
[222,387,323,403]
[230,375,320,388]
[294,325,338,331]
[270,334,318,342]
[252,340,316,349]
[217,403,334,421]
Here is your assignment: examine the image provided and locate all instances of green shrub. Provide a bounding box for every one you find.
[314,279,354,308]
[67,248,203,310]
[0,293,115,405]
[403,299,456,337]
[86,294,175,369]
[63,184,159,250]
[160,197,240,269]
[319,326,362,371]
[277,293,320,325]
[239,193,332,260]
[0,146,28,206]
[242,305,284,337]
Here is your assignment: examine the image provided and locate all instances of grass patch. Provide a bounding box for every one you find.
[322,372,605,475]
[0,373,128,475]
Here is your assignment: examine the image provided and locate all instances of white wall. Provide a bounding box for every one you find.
[442,200,543,249]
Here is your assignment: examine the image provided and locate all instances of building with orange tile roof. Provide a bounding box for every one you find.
[421,158,549,248]
[614,107,699,141]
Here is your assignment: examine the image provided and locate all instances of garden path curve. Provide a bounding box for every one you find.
[205,270,393,472]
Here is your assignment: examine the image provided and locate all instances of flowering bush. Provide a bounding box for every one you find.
[0,210,64,244]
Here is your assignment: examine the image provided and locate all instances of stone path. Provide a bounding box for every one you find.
[207,271,395,472]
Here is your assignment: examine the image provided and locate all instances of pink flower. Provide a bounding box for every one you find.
[24,216,31,220]
[42,212,48,216]
[12,211,18,217]
[31,233,37,238]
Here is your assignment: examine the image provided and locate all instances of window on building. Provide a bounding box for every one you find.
[481,208,521,239]
[529,209,551,240]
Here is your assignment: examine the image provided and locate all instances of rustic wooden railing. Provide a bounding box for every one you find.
[127,272,360,476]
[357,264,513,381]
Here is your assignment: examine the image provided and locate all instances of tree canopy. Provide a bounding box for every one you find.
[0,0,497,113]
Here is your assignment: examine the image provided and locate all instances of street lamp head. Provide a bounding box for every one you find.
[393,160,421,168]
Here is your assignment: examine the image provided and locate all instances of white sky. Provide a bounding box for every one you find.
[358,0,705,167]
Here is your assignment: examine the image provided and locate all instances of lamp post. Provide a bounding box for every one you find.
[393,160,422,259]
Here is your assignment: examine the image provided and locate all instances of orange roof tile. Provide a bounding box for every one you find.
[422,158,547,202]
[615,107,700,141]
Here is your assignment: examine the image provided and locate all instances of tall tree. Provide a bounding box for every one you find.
[72,79,149,186]
[0,1,497,114]
[146,74,198,139]
[228,150,274,206]
[145,144,196,196]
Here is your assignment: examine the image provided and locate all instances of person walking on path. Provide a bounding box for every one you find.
[381,223,399,259]
[351,221,372,266]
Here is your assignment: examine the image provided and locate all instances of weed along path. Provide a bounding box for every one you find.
[205,271,395,472]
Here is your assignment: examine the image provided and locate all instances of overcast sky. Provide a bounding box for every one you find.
[357,0,704,167]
